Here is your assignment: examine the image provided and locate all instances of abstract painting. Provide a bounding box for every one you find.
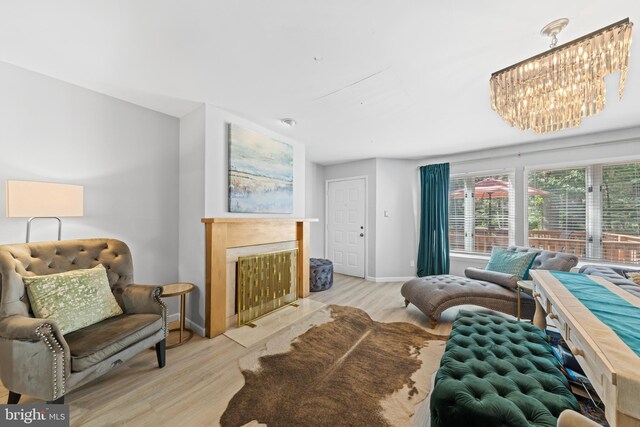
[228,123,293,213]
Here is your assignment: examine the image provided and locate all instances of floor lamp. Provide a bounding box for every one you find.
[5,180,84,243]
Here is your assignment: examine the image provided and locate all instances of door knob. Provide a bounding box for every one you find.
[360,233,364,237]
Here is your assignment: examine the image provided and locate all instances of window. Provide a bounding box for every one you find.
[528,168,587,258]
[527,162,640,265]
[601,163,640,264]
[449,173,515,254]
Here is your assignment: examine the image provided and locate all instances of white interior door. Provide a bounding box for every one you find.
[327,178,366,278]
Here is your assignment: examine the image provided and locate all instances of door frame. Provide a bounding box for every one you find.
[325,175,368,278]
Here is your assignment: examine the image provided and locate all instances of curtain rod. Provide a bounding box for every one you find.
[417,136,640,169]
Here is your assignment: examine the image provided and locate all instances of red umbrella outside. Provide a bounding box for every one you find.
[450,178,549,230]
[450,177,549,199]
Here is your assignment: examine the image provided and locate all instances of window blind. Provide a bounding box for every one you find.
[599,162,640,264]
[449,177,466,251]
[448,173,515,254]
[527,168,587,258]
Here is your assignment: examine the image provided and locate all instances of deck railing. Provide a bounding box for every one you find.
[450,228,640,264]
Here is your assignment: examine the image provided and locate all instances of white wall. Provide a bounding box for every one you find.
[178,104,307,333]
[319,127,640,281]
[305,160,325,258]
[416,126,640,276]
[178,105,206,328]
[324,159,377,277]
[0,61,180,287]
[204,105,305,217]
[375,159,419,280]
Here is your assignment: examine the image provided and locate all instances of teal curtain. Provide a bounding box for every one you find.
[417,163,450,277]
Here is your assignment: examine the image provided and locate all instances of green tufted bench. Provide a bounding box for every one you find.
[430,311,579,427]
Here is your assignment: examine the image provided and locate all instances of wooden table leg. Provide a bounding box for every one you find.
[179,294,185,342]
[533,297,547,331]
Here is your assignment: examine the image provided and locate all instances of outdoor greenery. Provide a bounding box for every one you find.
[528,163,640,237]
[528,168,586,232]
[602,163,640,236]
[449,162,640,262]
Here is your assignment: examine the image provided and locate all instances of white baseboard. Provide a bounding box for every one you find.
[166,313,206,337]
[365,276,416,283]
[185,318,205,337]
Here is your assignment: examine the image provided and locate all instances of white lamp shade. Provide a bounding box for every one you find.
[6,180,84,218]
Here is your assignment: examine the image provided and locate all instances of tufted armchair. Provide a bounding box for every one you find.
[0,238,166,404]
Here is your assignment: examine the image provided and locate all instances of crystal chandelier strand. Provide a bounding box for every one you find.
[490,19,633,134]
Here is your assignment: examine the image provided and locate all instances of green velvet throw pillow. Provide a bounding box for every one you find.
[23,264,123,335]
[485,247,537,279]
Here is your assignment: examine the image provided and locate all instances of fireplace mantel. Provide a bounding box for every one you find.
[201,217,318,337]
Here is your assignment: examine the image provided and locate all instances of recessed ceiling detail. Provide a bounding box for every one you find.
[280,118,297,127]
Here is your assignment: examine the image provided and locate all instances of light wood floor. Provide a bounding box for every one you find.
[0,274,470,426]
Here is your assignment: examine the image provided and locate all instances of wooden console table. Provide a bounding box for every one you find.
[201,218,317,338]
[530,270,640,427]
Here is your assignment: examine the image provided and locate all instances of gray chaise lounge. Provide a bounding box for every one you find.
[401,246,578,327]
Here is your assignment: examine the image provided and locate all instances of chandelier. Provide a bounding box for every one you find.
[490,18,633,134]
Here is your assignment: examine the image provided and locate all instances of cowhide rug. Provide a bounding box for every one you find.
[220,305,447,427]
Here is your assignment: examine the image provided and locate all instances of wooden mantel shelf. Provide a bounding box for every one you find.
[202,217,317,338]
[201,217,318,223]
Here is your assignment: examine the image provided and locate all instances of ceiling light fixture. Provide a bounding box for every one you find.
[490,18,633,134]
[280,118,297,127]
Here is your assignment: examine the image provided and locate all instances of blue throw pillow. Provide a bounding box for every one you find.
[485,247,537,279]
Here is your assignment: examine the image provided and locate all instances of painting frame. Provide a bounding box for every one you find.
[228,123,294,214]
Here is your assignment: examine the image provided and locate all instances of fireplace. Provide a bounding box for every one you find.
[236,249,298,327]
[202,218,317,337]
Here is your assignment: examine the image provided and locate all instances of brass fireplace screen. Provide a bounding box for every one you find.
[236,249,298,327]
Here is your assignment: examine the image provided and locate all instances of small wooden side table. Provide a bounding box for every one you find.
[161,282,195,348]
[516,280,534,321]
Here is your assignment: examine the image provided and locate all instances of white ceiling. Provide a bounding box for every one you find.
[0,1,638,164]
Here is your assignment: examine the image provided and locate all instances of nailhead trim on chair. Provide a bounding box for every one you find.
[34,323,66,399]
[152,287,168,338]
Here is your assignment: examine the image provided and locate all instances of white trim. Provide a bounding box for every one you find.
[525,155,640,173]
[449,169,517,254]
[450,168,515,179]
[450,252,490,261]
[365,276,416,283]
[450,252,489,270]
[185,318,206,337]
[166,313,206,337]
[325,175,368,278]
[520,166,528,246]
[421,128,640,167]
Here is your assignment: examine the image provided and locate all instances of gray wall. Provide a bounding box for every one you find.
[318,128,640,281]
[321,158,418,281]
[305,160,325,258]
[0,61,180,289]
[178,105,206,329]
[324,159,377,278]
[178,104,307,334]
[416,126,640,276]
[375,159,419,279]
[203,105,306,217]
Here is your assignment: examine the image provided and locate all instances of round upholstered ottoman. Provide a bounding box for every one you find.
[310,258,333,292]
